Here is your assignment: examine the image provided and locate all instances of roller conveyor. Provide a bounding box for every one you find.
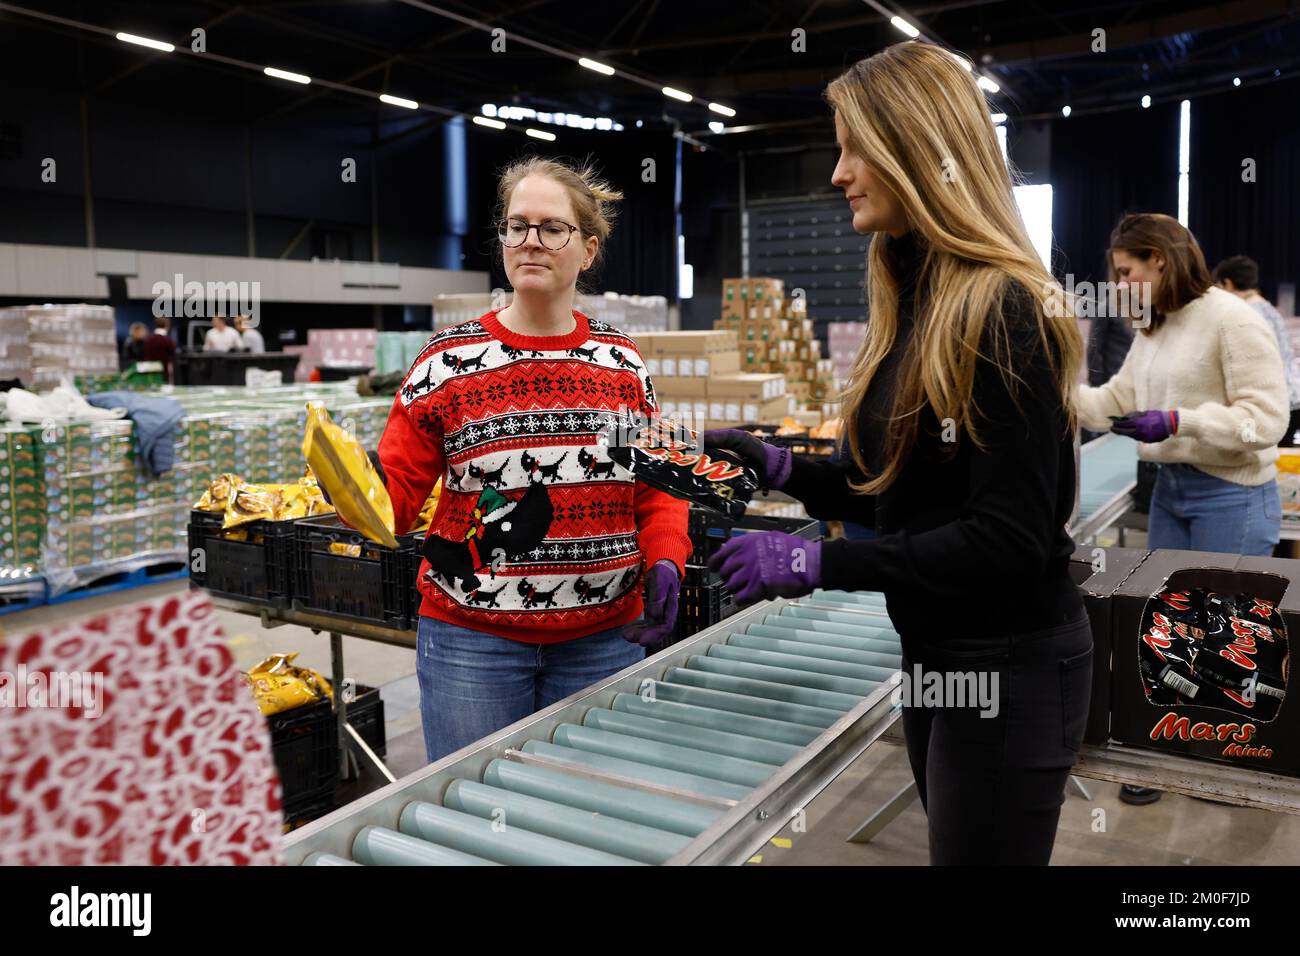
[1072,432,1139,540]
[288,591,904,866]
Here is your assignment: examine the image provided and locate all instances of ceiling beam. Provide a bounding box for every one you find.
[968,0,1294,68]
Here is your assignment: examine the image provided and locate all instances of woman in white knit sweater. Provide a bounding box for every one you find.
[1078,213,1288,555]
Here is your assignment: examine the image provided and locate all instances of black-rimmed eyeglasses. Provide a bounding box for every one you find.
[498,217,579,251]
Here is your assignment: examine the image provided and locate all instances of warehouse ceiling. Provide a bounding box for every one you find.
[3,0,1299,149]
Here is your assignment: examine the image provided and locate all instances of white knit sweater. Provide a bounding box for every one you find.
[1077,286,1288,486]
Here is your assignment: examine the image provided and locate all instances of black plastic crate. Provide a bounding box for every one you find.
[293,514,418,629]
[348,684,387,759]
[268,695,338,800]
[188,510,297,608]
[687,508,821,566]
[281,781,336,832]
[666,564,738,646]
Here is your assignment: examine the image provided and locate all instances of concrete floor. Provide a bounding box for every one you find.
[6,578,1300,866]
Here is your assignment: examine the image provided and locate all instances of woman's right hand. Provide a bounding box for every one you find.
[702,429,792,490]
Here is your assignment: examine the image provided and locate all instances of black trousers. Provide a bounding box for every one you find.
[900,613,1093,865]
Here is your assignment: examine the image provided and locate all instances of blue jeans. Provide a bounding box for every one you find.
[415,617,645,763]
[1147,463,1281,556]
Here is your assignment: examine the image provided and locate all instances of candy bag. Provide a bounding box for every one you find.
[302,402,398,548]
[600,415,759,518]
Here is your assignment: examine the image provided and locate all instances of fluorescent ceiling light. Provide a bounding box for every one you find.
[662,86,693,103]
[473,116,506,130]
[1141,94,1151,108]
[579,57,615,76]
[1061,105,1072,117]
[890,16,920,38]
[976,75,999,93]
[379,93,418,110]
[708,121,724,133]
[264,66,311,85]
[526,128,557,141]
[990,112,1007,124]
[949,51,972,71]
[116,32,174,53]
[709,102,736,117]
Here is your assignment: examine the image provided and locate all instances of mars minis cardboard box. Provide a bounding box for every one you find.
[1110,549,1297,775]
[1069,545,1150,744]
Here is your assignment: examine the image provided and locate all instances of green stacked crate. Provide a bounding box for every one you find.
[0,426,46,581]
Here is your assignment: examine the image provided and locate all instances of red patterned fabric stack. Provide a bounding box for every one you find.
[379,309,690,644]
[0,590,284,865]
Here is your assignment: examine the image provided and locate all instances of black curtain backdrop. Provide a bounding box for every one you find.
[1187,79,1300,302]
[1049,102,1180,285]
[464,126,678,300]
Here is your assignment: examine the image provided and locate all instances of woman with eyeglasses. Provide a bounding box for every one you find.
[374,156,690,763]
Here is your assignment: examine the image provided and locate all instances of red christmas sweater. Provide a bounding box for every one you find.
[377,309,690,644]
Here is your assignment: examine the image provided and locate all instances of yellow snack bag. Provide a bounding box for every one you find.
[244,652,334,716]
[410,480,442,532]
[224,482,284,528]
[302,402,399,548]
[194,473,243,511]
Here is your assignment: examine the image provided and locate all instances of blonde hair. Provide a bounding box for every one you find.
[496,156,623,273]
[826,41,1081,494]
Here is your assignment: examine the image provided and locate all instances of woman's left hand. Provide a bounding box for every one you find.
[623,561,681,647]
[1111,410,1178,443]
[709,531,821,604]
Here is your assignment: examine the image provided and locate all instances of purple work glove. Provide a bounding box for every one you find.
[703,429,792,490]
[1111,410,1178,443]
[709,531,821,604]
[623,560,681,648]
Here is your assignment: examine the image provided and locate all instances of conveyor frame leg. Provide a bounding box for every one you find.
[846,779,918,844]
[328,630,396,784]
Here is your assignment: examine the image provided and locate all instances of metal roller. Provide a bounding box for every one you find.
[745,622,902,654]
[519,739,752,800]
[398,800,646,866]
[783,606,895,627]
[758,614,898,642]
[726,633,902,669]
[688,653,881,697]
[302,852,361,866]
[647,679,848,727]
[551,723,775,787]
[352,825,501,866]
[481,758,723,836]
[707,643,898,683]
[811,589,888,606]
[611,692,824,746]
[443,779,690,865]
[662,665,862,712]
[583,706,802,765]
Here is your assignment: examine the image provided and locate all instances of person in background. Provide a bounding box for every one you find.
[236,314,266,354]
[143,316,177,383]
[120,322,147,368]
[376,156,690,763]
[1082,298,1136,444]
[203,315,242,352]
[1213,255,1300,447]
[1086,299,1135,389]
[1078,215,1288,806]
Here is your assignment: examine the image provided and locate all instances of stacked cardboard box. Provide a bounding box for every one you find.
[634,330,789,429]
[715,277,838,421]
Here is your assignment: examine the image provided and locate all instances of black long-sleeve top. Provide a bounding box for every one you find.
[784,231,1082,640]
